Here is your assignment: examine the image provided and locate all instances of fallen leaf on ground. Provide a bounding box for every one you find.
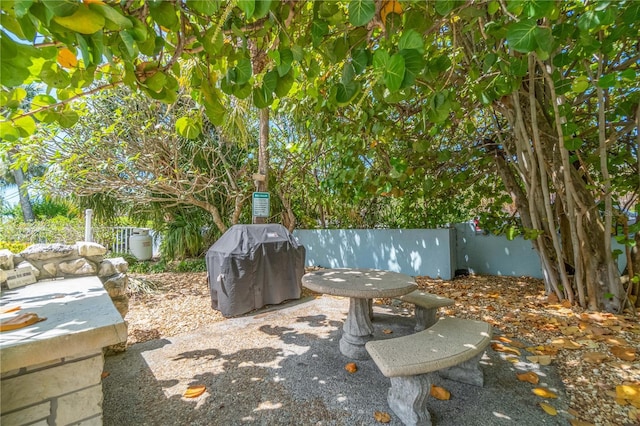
[382,329,393,334]
[526,355,553,365]
[611,346,636,362]
[616,384,640,403]
[430,384,451,400]
[183,385,206,398]
[373,411,391,423]
[492,343,521,356]
[517,371,540,384]
[101,371,110,379]
[533,387,558,399]
[582,352,608,363]
[345,362,358,373]
[551,338,582,350]
[540,402,557,415]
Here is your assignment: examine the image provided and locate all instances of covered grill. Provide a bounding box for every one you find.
[205,224,306,317]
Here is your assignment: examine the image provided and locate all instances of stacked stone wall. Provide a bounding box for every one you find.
[0,242,129,318]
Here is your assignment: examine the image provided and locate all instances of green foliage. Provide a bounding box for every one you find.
[159,212,205,260]
[0,216,84,244]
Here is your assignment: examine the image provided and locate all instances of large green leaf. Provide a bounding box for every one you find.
[254,0,272,19]
[311,20,328,47]
[275,72,294,97]
[90,4,133,30]
[149,1,179,30]
[235,58,252,84]
[506,20,547,53]
[53,7,105,34]
[348,0,375,26]
[398,29,424,53]
[186,0,219,15]
[43,0,78,17]
[336,82,361,106]
[384,54,405,91]
[238,0,255,19]
[523,0,555,19]
[176,117,202,140]
[435,0,455,16]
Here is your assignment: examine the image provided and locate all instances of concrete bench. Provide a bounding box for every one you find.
[365,317,492,426]
[394,290,455,331]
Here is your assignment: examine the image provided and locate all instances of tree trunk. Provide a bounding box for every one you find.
[11,162,35,222]
[253,108,269,224]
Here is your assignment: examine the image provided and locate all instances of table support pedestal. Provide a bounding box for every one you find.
[339,297,374,359]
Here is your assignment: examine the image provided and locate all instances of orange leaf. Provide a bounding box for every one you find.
[373,411,391,423]
[517,371,539,385]
[183,385,206,398]
[380,0,403,26]
[569,420,596,426]
[430,384,451,400]
[0,312,46,332]
[57,48,78,68]
[616,384,640,402]
[0,305,20,314]
[540,402,557,415]
[382,329,393,334]
[345,362,358,373]
[532,387,558,399]
[492,343,521,356]
[582,352,608,363]
[101,371,110,379]
[611,346,636,362]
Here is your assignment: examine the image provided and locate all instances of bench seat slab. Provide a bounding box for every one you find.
[388,374,434,426]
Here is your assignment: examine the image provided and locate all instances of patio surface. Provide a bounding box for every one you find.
[102,295,570,425]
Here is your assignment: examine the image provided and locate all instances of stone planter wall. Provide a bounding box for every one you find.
[0,242,129,319]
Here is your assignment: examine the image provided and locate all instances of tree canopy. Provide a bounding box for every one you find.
[1,0,638,312]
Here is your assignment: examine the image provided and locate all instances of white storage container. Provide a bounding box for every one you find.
[129,228,152,260]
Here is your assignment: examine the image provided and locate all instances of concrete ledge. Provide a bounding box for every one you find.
[0,276,127,373]
[394,290,455,331]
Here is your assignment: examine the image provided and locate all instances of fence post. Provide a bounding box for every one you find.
[84,209,93,242]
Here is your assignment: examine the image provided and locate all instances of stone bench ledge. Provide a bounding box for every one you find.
[0,276,127,373]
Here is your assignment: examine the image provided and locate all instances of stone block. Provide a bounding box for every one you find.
[59,258,97,275]
[1,354,103,412]
[19,243,77,261]
[0,248,14,269]
[111,295,130,318]
[16,261,40,279]
[76,241,107,257]
[0,268,7,284]
[0,401,51,426]
[56,384,103,426]
[98,257,128,277]
[42,262,58,277]
[102,273,128,297]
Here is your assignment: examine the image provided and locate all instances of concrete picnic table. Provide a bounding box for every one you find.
[301,268,417,359]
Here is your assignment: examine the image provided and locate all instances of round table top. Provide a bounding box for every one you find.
[302,268,417,299]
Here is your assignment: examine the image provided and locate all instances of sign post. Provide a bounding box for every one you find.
[252,192,270,221]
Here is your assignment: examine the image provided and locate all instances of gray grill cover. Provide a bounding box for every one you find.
[206,224,306,317]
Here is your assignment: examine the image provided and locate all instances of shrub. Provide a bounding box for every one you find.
[0,241,29,253]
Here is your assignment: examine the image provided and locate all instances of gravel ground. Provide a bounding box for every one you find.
[112,272,640,425]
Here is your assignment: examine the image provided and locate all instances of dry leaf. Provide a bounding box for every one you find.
[430,384,451,400]
[183,385,206,398]
[551,338,582,350]
[583,352,608,363]
[0,313,46,332]
[492,343,521,356]
[532,387,558,399]
[517,371,540,385]
[345,362,358,373]
[101,371,110,379]
[382,329,393,334]
[561,300,572,308]
[526,355,552,365]
[611,346,636,362]
[616,384,640,402]
[0,305,20,314]
[373,410,391,423]
[560,326,580,335]
[540,402,557,415]
[57,48,78,68]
